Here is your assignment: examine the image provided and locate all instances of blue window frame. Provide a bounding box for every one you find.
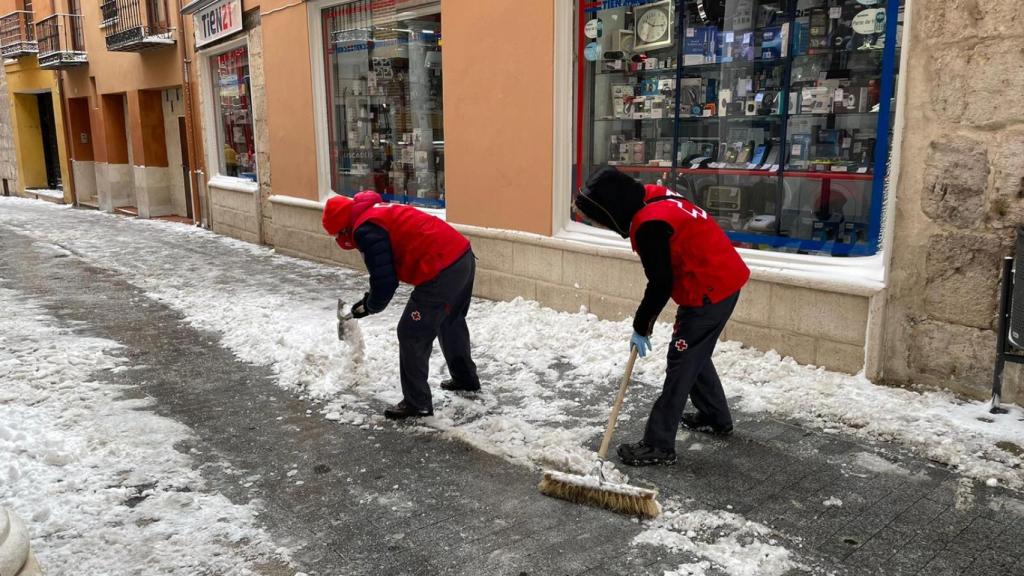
[575,0,903,257]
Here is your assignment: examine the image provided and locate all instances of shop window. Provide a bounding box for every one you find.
[320,0,444,208]
[211,45,257,182]
[575,0,903,257]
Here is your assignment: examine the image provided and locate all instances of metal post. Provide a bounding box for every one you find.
[992,256,1013,414]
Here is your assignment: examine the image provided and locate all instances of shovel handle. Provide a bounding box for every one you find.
[598,346,640,460]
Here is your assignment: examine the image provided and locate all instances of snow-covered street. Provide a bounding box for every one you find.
[2,197,1024,576]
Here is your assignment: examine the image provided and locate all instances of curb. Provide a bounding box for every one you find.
[0,507,42,576]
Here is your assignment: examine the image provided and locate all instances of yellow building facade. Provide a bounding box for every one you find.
[1,0,72,203]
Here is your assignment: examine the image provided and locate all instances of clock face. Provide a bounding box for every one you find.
[637,8,669,43]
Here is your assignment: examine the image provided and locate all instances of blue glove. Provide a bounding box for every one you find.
[630,331,652,358]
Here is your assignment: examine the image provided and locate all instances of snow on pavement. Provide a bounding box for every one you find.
[2,197,1024,572]
[0,282,289,574]
[634,500,803,576]
[1,198,1019,490]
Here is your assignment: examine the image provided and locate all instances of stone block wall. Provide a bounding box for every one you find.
[881,0,1024,401]
[210,185,261,244]
[0,65,18,195]
[247,20,274,246]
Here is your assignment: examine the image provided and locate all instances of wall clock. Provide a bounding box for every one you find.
[633,0,673,52]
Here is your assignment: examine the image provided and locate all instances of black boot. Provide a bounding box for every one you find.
[617,441,677,467]
[680,412,733,436]
[440,378,480,392]
[384,400,433,420]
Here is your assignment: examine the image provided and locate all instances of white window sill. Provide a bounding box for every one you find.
[208,174,259,194]
[554,221,886,297]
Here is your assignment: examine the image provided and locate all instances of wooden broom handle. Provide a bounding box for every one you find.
[598,347,639,459]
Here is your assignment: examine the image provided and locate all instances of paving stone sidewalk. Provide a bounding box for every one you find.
[1,203,1023,575]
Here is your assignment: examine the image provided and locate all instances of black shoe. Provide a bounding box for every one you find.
[617,441,677,467]
[680,412,733,436]
[440,378,480,392]
[384,400,433,420]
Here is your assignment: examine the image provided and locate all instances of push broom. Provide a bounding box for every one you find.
[538,347,660,519]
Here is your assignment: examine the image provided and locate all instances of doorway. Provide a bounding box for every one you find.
[178,116,192,219]
[36,94,61,190]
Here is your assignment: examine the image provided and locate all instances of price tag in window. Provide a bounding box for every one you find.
[857,167,869,174]
[830,6,842,18]
[746,162,758,169]
[834,89,844,102]
[831,165,848,172]
[769,164,780,172]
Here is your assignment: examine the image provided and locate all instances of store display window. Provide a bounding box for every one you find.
[211,45,257,182]
[575,0,903,256]
[321,0,445,208]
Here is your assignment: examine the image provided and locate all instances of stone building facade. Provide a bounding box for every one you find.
[880,0,1024,401]
[0,64,17,196]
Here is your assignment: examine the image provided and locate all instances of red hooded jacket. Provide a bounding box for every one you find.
[629,185,749,307]
[322,192,470,286]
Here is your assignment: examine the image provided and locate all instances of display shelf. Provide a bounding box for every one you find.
[787,112,879,119]
[614,164,873,181]
[596,67,678,77]
[680,58,786,72]
[780,169,873,181]
[595,115,781,123]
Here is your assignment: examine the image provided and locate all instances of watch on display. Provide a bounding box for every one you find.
[690,0,724,27]
[633,0,673,51]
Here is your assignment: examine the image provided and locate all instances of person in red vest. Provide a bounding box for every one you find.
[322,191,480,419]
[574,167,750,466]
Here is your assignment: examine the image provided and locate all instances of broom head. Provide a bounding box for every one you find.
[538,470,660,519]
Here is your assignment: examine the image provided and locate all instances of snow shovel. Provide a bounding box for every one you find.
[337,299,353,340]
[538,347,660,519]
[337,299,366,367]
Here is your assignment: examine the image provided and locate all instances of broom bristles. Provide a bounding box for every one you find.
[538,470,660,519]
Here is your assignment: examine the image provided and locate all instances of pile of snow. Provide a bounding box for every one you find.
[634,501,803,576]
[822,497,843,508]
[2,197,1023,494]
[0,283,288,575]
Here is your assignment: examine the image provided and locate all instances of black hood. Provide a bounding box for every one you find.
[574,167,646,238]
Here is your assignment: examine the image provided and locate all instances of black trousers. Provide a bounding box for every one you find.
[643,291,739,451]
[398,250,479,410]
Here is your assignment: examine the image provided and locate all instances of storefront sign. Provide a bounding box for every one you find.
[194,0,243,48]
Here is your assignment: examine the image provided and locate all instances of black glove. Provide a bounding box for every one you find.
[351,293,371,319]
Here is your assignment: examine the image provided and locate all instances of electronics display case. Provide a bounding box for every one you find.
[576,0,903,256]
[324,10,446,209]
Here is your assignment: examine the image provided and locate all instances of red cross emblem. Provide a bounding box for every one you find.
[411,311,422,321]
[674,339,688,352]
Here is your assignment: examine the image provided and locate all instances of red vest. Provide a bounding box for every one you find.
[629,192,750,307]
[354,203,470,286]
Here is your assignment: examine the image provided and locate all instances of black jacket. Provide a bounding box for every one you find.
[575,167,673,336]
[353,222,399,313]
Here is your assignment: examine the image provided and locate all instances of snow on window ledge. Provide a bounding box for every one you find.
[552,221,886,297]
[270,194,447,221]
[208,175,259,194]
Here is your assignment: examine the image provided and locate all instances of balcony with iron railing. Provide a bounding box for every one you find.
[36,13,86,68]
[0,10,37,58]
[100,0,174,52]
